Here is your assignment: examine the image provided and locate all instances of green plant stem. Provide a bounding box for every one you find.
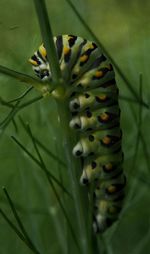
[0,101,20,130]
[25,125,80,251]
[19,95,43,109]
[33,0,62,85]
[0,65,52,95]
[3,187,41,254]
[0,87,33,131]
[0,208,41,254]
[19,116,66,168]
[11,136,71,197]
[56,99,90,254]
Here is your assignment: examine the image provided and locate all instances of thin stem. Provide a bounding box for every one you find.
[0,208,31,248]
[0,97,14,108]
[0,87,33,131]
[11,135,71,197]
[19,116,66,168]
[0,91,42,112]
[56,100,90,254]
[12,118,18,133]
[26,124,80,251]
[119,94,143,104]
[0,64,53,96]
[0,100,20,130]
[33,0,62,85]
[3,187,41,254]
[19,96,43,109]
[130,73,143,174]
[33,137,66,168]
[0,95,43,132]
[8,87,33,103]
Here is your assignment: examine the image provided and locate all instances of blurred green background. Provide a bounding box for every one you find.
[0,0,150,253]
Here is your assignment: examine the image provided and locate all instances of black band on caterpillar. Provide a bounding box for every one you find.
[29,34,125,233]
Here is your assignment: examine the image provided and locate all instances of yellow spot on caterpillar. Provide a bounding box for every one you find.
[68,35,74,39]
[107,185,116,193]
[99,94,107,100]
[39,44,47,58]
[85,43,95,51]
[105,163,113,171]
[95,70,103,78]
[102,136,111,145]
[100,112,109,121]
[28,58,38,66]
[88,43,95,49]
[63,47,70,55]
[80,54,88,63]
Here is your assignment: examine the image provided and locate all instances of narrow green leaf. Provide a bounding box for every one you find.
[0,87,32,131]
[0,207,41,254]
[125,74,144,205]
[0,64,53,96]
[19,96,43,110]
[8,87,33,103]
[3,187,41,254]
[12,118,18,133]
[0,97,14,108]
[0,95,43,132]
[131,74,143,174]
[0,208,30,247]
[119,94,144,104]
[139,131,150,173]
[130,74,150,173]
[19,116,66,168]
[0,100,20,130]
[26,124,80,251]
[11,135,72,198]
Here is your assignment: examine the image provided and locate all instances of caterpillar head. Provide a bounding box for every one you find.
[29,44,51,81]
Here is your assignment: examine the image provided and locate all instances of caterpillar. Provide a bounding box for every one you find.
[29,35,125,233]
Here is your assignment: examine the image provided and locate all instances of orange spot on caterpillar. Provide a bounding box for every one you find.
[95,70,103,78]
[100,112,109,121]
[102,136,111,145]
[99,94,107,100]
[63,47,70,55]
[105,163,113,171]
[107,185,116,193]
[80,54,88,63]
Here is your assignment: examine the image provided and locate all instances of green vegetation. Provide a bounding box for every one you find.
[0,0,149,253]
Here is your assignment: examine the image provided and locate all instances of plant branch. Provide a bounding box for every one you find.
[33,0,62,85]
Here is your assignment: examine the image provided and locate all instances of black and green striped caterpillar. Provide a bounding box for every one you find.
[29,35,125,233]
